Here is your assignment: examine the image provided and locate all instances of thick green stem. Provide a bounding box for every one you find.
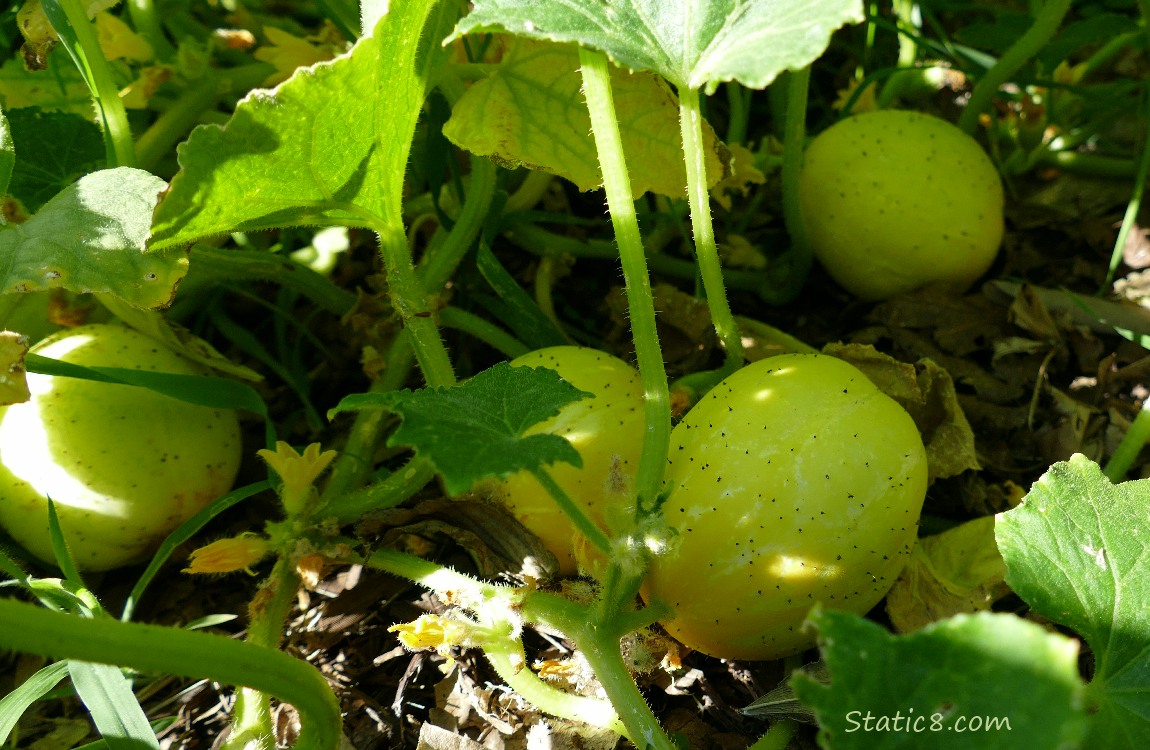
[365,546,509,605]
[320,333,417,511]
[223,557,304,750]
[480,621,627,738]
[0,598,341,750]
[778,66,813,298]
[505,223,776,299]
[1036,150,1140,178]
[377,225,456,387]
[957,0,1073,135]
[44,0,136,167]
[678,86,744,368]
[504,169,556,214]
[526,593,676,750]
[125,0,173,59]
[578,48,670,512]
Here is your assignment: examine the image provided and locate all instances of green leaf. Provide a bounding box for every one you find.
[793,609,1088,749]
[449,0,865,92]
[67,661,160,750]
[330,362,590,495]
[3,107,105,212]
[150,1,458,248]
[0,660,69,745]
[445,39,725,196]
[996,454,1150,748]
[0,167,186,309]
[0,52,91,115]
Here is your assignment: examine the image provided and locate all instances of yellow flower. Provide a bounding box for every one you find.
[184,534,269,575]
[390,614,476,667]
[257,441,337,516]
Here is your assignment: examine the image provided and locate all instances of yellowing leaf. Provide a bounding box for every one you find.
[254,26,338,86]
[444,39,727,198]
[119,65,171,109]
[710,142,765,210]
[886,516,1009,632]
[94,11,152,62]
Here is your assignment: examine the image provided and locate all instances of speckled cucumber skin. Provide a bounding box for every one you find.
[644,353,928,661]
[799,109,1004,301]
[0,324,243,571]
[488,346,645,576]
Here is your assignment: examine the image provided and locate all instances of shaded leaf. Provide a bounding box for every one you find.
[449,0,864,92]
[996,455,1150,748]
[0,167,184,309]
[445,39,725,196]
[793,608,1087,749]
[3,107,105,213]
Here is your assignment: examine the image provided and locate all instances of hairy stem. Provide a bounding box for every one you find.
[0,598,341,750]
[678,85,744,368]
[223,557,303,750]
[578,48,670,513]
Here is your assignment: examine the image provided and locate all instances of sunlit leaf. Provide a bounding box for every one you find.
[0,168,185,309]
[449,0,865,92]
[997,454,1150,748]
[794,609,1087,749]
[150,2,458,248]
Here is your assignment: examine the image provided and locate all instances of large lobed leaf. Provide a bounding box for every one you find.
[996,454,1150,748]
[449,0,865,91]
[330,362,590,495]
[150,1,458,248]
[793,609,1087,749]
[0,167,184,309]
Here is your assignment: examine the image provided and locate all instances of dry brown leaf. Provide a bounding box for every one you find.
[824,343,980,482]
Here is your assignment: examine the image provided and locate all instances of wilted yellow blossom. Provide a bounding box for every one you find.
[184,533,269,574]
[257,441,337,516]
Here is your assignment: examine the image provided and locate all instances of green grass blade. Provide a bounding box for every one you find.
[67,661,160,750]
[0,660,70,744]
